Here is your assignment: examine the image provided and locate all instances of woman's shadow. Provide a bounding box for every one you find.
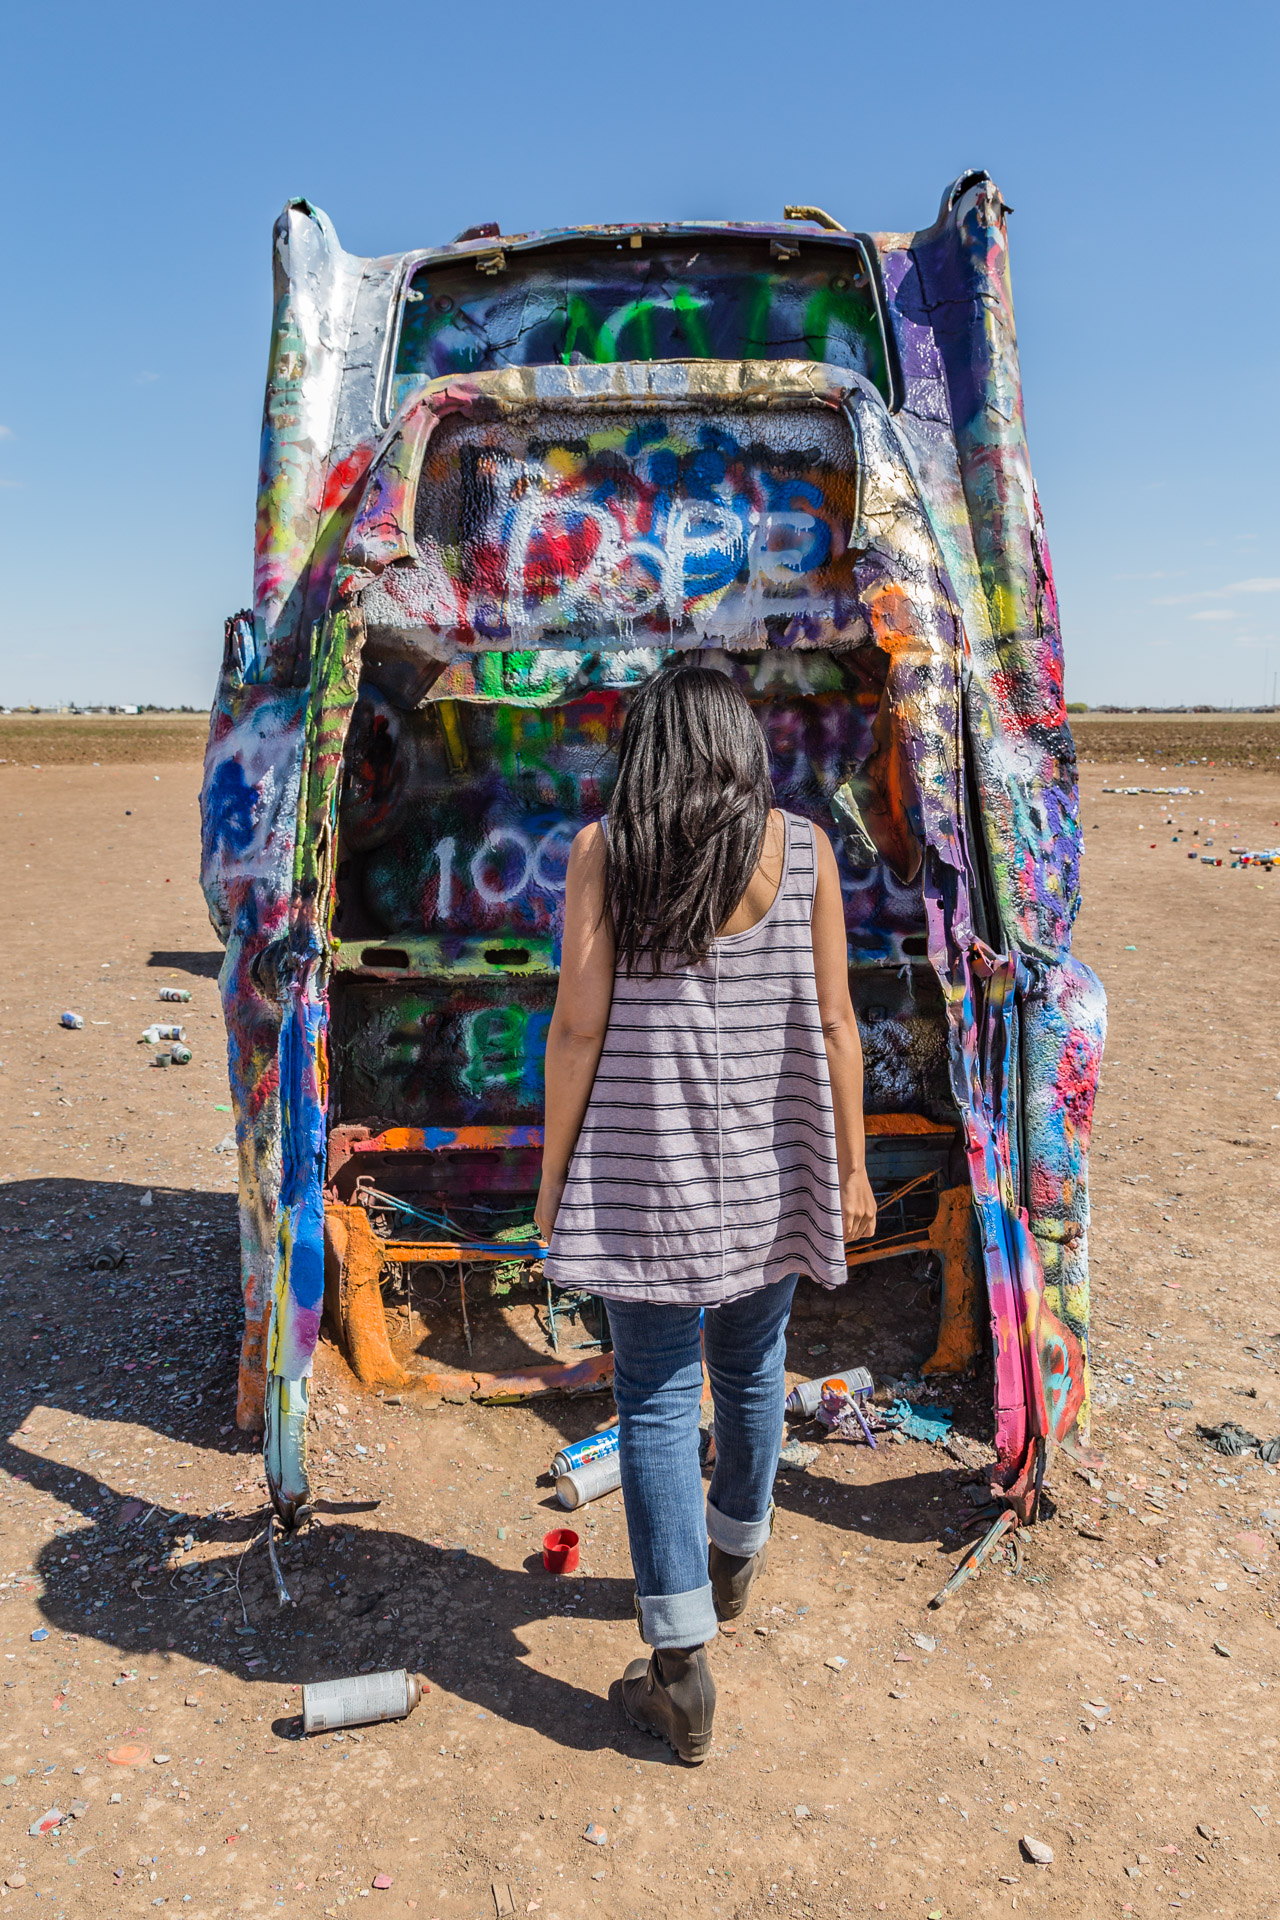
[6,1440,648,1756]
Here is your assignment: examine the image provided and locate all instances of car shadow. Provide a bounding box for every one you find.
[0,1174,246,1453]
[147,949,224,978]
[0,1172,614,1457]
[6,1441,647,1755]
[770,1454,974,1555]
[0,1171,654,1756]
[3,1170,995,1759]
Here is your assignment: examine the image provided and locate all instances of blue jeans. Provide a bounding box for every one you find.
[604,1274,797,1649]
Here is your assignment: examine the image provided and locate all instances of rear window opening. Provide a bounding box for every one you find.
[388,236,891,413]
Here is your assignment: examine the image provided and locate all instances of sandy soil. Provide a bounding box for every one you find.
[1,745,1279,1920]
[1070,717,1280,772]
[0,716,211,767]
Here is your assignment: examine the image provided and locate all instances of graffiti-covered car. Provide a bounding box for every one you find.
[201,177,1105,1526]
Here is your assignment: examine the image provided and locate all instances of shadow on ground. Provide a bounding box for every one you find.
[2,1173,994,1757]
[0,1174,619,1451]
[147,949,223,978]
[5,1441,653,1754]
[770,1458,974,1558]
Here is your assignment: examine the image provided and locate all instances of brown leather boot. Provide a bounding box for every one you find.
[620,1644,716,1763]
[709,1540,768,1621]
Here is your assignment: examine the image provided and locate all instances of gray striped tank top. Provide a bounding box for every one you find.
[546,810,848,1307]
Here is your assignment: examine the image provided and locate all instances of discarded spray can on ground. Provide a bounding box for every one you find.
[169,1043,192,1064]
[60,1012,84,1029]
[158,988,192,1002]
[141,1023,185,1045]
[785,1366,874,1420]
[556,1453,622,1509]
[551,1425,620,1479]
[301,1669,423,1734]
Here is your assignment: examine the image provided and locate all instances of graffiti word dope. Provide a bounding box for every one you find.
[501,468,828,632]
[402,422,858,646]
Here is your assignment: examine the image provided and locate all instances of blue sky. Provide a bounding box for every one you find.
[1,0,1276,708]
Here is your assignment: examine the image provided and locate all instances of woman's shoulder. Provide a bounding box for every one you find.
[775,808,822,854]
[571,820,608,861]
[565,821,610,906]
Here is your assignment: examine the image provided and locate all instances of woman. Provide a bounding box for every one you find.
[535,662,876,1763]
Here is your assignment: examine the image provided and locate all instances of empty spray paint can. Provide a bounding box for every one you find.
[555,1453,622,1509]
[141,1023,185,1045]
[301,1669,424,1735]
[158,988,192,1003]
[169,1043,192,1065]
[551,1424,620,1479]
[60,1011,84,1029]
[785,1366,874,1420]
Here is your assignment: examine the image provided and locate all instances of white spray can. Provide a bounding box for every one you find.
[555,1453,622,1509]
[785,1365,874,1420]
[301,1669,423,1734]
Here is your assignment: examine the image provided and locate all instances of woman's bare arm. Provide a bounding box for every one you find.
[535,823,615,1244]
[810,829,877,1242]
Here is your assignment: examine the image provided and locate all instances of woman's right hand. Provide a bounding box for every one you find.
[842,1168,877,1243]
[535,1171,566,1248]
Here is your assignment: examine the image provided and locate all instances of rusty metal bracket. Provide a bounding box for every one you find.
[322,1200,615,1403]
[928,1508,1017,1609]
[266,1513,294,1606]
[783,204,847,231]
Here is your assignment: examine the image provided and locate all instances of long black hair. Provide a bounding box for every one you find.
[606,662,773,976]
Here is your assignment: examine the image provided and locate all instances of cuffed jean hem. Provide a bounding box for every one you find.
[706,1497,774,1558]
[636,1582,718,1650]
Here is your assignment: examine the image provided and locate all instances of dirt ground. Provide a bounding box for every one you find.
[1069,715,1280,773]
[1,736,1279,1920]
[0,715,210,767]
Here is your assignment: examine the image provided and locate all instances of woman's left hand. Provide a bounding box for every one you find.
[535,1172,565,1247]
[841,1168,877,1243]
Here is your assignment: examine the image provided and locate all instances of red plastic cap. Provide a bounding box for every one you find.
[542,1527,580,1574]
